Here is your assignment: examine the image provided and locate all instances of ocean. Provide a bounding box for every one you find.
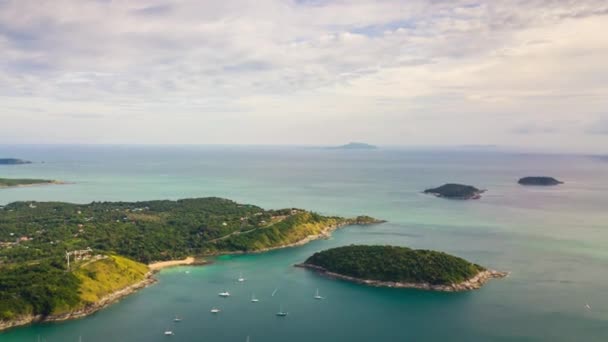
[0,145,607,341]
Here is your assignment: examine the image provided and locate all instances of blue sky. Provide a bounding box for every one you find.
[0,0,607,152]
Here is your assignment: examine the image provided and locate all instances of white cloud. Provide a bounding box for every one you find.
[0,0,607,151]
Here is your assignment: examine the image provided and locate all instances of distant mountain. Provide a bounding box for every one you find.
[328,142,378,150]
[0,158,32,165]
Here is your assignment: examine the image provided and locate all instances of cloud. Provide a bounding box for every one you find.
[511,123,558,135]
[586,117,608,134]
[0,0,606,151]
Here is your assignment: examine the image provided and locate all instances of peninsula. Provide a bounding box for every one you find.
[0,178,59,188]
[423,183,485,200]
[0,158,32,165]
[296,245,507,292]
[0,197,382,331]
[518,176,563,186]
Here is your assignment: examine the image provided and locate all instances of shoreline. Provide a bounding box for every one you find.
[0,218,383,332]
[295,263,508,292]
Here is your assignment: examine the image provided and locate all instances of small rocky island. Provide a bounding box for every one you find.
[423,183,484,200]
[0,158,32,165]
[518,176,563,186]
[296,245,507,292]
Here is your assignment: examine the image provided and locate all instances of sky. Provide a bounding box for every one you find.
[1,0,607,152]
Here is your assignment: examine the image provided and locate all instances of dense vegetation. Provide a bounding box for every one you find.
[518,177,563,186]
[0,197,368,322]
[0,259,81,320]
[304,245,484,285]
[0,178,54,187]
[0,158,31,165]
[423,183,483,199]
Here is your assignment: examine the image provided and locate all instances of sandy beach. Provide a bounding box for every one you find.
[148,256,196,270]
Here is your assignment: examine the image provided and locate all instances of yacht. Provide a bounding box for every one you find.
[251,293,259,303]
[210,307,221,313]
[164,330,174,336]
[173,316,182,322]
[218,290,231,297]
[314,288,324,300]
[276,305,288,317]
[237,272,246,282]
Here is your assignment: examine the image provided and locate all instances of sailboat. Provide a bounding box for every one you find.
[237,272,246,282]
[314,288,324,300]
[251,293,259,303]
[218,290,231,297]
[210,307,221,313]
[276,305,288,317]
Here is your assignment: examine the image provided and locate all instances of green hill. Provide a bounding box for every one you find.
[303,245,485,285]
[0,255,148,320]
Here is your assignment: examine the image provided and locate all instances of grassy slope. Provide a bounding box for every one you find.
[73,255,149,306]
[210,212,344,252]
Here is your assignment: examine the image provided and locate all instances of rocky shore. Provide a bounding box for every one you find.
[295,263,508,292]
[0,272,157,332]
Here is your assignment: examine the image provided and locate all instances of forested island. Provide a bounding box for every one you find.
[423,183,485,200]
[296,245,506,291]
[518,177,563,186]
[0,197,382,330]
[0,158,32,165]
[0,178,59,188]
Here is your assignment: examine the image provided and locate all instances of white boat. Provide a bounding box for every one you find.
[276,305,288,317]
[237,272,245,282]
[314,288,324,300]
[164,330,174,335]
[585,304,592,310]
[219,290,230,297]
[251,293,259,303]
[173,316,182,322]
[210,307,221,313]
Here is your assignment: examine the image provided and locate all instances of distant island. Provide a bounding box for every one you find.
[328,142,378,150]
[296,245,507,292]
[518,177,563,186]
[0,197,383,331]
[423,183,485,200]
[0,178,59,189]
[0,158,31,165]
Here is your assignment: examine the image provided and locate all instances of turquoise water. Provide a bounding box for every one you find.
[0,145,607,341]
